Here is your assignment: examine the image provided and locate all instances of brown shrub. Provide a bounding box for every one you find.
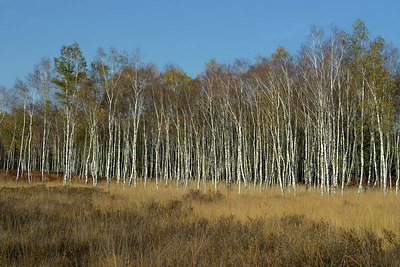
[182,189,224,203]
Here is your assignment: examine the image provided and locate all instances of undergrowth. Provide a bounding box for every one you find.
[1,185,400,266]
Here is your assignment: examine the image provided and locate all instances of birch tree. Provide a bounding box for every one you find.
[92,47,127,187]
[15,79,28,181]
[52,43,86,184]
[125,60,155,188]
[32,58,52,183]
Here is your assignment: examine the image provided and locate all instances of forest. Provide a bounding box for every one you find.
[1,19,400,196]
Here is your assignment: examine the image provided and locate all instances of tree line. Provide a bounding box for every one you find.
[1,19,399,195]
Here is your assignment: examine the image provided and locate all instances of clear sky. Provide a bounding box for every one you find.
[1,0,399,88]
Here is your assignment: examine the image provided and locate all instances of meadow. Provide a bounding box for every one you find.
[1,171,400,266]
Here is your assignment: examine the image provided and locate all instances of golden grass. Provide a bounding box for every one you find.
[2,171,400,236]
[96,180,400,236]
[2,173,400,266]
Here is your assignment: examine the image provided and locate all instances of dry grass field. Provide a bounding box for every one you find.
[1,170,400,266]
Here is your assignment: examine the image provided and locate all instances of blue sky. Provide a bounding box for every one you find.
[1,0,399,88]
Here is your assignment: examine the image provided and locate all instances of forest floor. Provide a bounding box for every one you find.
[1,170,400,266]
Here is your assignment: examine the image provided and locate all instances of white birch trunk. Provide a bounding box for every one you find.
[16,100,26,181]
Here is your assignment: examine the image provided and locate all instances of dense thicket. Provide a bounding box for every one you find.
[1,19,400,195]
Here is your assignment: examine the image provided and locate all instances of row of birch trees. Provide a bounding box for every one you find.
[1,19,400,195]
